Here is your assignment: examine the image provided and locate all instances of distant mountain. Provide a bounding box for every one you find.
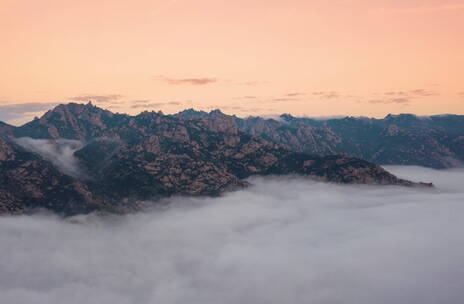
[0,103,428,215]
[177,110,464,169]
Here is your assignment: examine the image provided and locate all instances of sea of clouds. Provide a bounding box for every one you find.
[1,166,463,304]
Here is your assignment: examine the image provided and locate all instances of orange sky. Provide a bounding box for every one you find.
[0,0,463,125]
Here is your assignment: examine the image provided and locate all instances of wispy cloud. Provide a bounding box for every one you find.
[236,80,269,86]
[0,102,58,125]
[312,91,341,99]
[285,92,306,97]
[234,92,306,105]
[408,89,438,97]
[233,96,258,101]
[201,105,276,114]
[131,101,182,109]
[14,137,86,179]
[154,76,269,87]
[236,92,305,102]
[370,88,439,104]
[155,76,218,86]
[69,94,123,103]
[369,98,410,104]
[269,97,300,102]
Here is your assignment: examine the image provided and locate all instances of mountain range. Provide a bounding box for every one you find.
[1,102,450,215]
[179,110,464,169]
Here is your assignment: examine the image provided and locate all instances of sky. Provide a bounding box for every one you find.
[1,0,463,125]
[1,166,464,304]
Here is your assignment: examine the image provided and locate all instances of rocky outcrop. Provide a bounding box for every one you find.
[0,103,431,215]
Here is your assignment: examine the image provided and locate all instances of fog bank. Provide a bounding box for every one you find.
[0,166,463,304]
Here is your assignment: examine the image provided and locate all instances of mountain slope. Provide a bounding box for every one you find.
[0,137,102,214]
[0,103,429,215]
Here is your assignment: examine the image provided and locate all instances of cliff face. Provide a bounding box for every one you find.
[0,103,430,215]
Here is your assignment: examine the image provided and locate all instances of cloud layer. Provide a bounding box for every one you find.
[0,166,464,304]
[0,103,58,125]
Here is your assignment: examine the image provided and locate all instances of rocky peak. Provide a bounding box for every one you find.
[176,108,209,118]
[175,108,239,134]
[14,103,121,140]
[280,113,295,122]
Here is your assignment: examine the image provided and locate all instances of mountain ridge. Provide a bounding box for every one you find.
[176,109,464,169]
[0,103,434,215]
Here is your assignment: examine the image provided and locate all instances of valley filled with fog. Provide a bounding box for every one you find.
[1,166,463,304]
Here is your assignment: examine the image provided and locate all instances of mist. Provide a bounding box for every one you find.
[1,166,464,304]
[14,137,85,178]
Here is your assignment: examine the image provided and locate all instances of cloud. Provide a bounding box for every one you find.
[369,98,411,104]
[234,96,258,100]
[370,89,438,104]
[235,93,305,103]
[154,77,268,87]
[237,93,305,105]
[199,105,276,115]
[14,137,86,179]
[0,166,463,304]
[392,98,411,103]
[285,92,306,97]
[131,101,182,109]
[269,97,299,102]
[409,89,439,97]
[156,76,218,86]
[267,92,307,102]
[380,89,438,97]
[0,102,58,125]
[312,91,341,99]
[262,91,358,103]
[384,91,405,96]
[237,80,269,86]
[69,95,123,103]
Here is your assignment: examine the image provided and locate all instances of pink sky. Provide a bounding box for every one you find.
[1,0,463,124]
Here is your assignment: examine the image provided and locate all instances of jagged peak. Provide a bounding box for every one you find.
[280,113,295,121]
[135,110,164,118]
[176,108,209,117]
[40,102,113,120]
[209,109,224,115]
[175,108,230,118]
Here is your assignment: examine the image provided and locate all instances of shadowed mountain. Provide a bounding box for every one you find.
[0,103,432,215]
[177,110,464,169]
